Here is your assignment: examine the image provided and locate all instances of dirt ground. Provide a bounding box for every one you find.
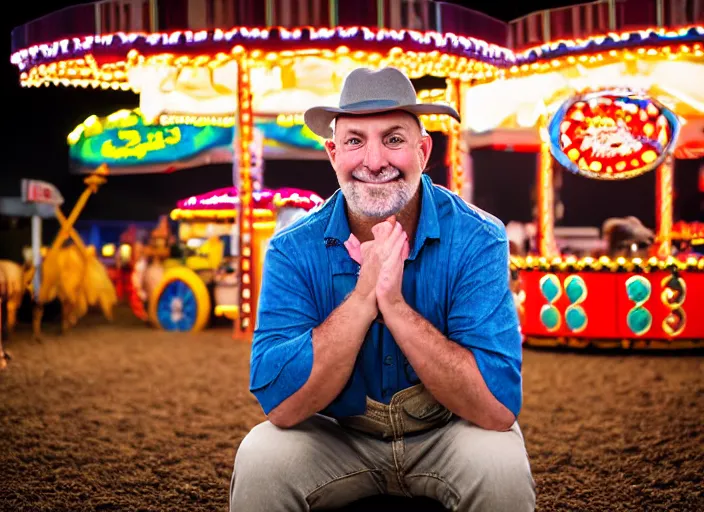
[0,306,702,512]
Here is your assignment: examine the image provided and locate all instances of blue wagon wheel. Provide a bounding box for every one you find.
[148,267,211,332]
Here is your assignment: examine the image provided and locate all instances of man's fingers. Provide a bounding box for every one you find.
[381,229,407,270]
[371,216,396,240]
[347,233,361,247]
[380,222,405,256]
[371,222,391,240]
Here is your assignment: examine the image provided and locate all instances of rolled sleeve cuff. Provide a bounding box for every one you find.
[249,328,314,415]
[472,347,523,418]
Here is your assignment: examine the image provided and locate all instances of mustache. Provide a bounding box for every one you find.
[351,167,402,183]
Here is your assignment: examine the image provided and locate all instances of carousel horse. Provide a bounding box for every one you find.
[601,216,655,258]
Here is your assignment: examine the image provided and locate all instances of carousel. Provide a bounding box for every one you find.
[510,91,704,349]
[9,0,704,344]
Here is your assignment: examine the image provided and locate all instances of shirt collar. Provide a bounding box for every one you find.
[323,174,441,254]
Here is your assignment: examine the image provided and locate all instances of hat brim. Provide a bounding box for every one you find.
[303,103,461,139]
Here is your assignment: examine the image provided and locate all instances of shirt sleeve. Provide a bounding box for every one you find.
[446,225,524,417]
[249,239,318,414]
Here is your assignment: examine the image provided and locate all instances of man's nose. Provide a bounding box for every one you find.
[362,139,387,172]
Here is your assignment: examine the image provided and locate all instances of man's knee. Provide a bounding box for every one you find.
[441,423,535,511]
[235,421,306,478]
[472,438,535,510]
[231,421,310,510]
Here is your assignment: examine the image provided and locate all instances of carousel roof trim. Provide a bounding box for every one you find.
[11,26,703,92]
[10,25,704,75]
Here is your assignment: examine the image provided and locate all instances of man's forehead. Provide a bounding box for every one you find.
[335,111,420,133]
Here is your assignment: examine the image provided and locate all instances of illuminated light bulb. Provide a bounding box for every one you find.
[641,150,657,164]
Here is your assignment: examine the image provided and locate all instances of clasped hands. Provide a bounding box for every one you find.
[343,216,410,319]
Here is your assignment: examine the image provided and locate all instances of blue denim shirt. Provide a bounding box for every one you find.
[250,175,523,418]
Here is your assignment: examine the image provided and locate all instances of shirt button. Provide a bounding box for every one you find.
[384,355,393,366]
[383,388,391,397]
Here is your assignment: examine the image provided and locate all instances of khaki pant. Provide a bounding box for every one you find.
[230,415,535,511]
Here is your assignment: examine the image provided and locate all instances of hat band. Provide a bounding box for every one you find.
[339,99,402,110]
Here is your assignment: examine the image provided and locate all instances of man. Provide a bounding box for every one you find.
[230,67,535,511]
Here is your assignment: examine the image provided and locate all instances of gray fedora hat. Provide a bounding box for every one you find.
[304,67,461,139]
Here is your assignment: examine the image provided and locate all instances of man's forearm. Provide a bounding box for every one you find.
[267,292,376,428]
[382,301,515,431]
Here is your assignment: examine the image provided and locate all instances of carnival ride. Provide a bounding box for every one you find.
[127,186,322,332]
[9,0,703,344]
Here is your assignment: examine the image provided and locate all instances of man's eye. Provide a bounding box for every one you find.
[345,137,361,145]
[387,136,404,144]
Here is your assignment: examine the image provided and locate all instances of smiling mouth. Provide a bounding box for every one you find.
[354,176,401,185]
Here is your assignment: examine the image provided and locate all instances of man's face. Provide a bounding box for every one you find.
[325,111,432,219]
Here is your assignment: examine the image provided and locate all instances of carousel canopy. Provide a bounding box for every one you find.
[176,187,324,211]
[9,0,704,158]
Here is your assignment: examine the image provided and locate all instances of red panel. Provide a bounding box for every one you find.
[614,271,704,340]
[550,9,573,41]
[521,271,550,336]
[521,270,704,340]
[616,0,658,30]
[615,272,658,338]
[667,272,704,339]
[569,273,619,338]
[521,271,619,338]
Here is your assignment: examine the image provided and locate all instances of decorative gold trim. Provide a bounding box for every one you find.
[524,336,704,350]
[511,255,704,273]
[662,308,687,337]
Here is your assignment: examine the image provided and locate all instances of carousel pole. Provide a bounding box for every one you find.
[654,154,674,258]
[235,49,256,338]
[446,78,467,199]
[537,121,558,258]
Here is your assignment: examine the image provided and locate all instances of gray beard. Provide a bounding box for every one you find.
[341,176,418,218]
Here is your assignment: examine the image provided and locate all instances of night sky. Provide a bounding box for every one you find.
[2,0,701,243]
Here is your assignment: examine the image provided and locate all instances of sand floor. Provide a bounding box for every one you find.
[0,307,702,511]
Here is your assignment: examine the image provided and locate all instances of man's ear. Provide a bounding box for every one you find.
[419,134,433,170]
[324,139,336,165]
